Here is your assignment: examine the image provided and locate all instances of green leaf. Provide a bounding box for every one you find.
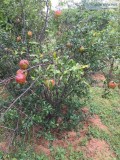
[54,70,61,74]
[29,41,39,45]
[42,59,49,62]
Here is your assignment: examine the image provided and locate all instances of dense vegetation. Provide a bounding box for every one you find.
[0,0,120,159]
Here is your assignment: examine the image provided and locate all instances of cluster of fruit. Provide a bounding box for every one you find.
[66,42,85,53]
[15,60,29,84]
[15,59,55,89]
[54,10,85,53]
[16,10,61,42]
[17,31,32,42]
[16,10,62,42]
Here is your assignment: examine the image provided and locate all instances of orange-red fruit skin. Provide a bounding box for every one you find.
[50,79,55,86]
[108,81,116,89]
[16,69,27,77]
[55,10,62,17]
[19,60,29,70]
[15,73,26,84]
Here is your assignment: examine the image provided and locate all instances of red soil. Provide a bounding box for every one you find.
[0,142,8,153]
[91,73,106,87]
[91,73,106,81]
[89,114,109,132]
[85,138,116,160]
[34,145,51,156]
[52,139,68,148]
[0,107,116,159]
[34,109,112,157]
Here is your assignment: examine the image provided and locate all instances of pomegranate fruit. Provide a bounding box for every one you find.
[54,10,62,17]
[27,31,32,37]
[15,73,26,84]
[108,81,116,89]
[79,46,85,53]
[17,36,21,42]
[44,79,55,89]
[16,69,27,77]
[19,59,29,70]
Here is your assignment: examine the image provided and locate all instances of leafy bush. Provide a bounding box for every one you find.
[3,54,89,134]
[0,0,119,139]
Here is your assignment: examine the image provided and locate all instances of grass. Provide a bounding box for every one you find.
[88,87,120,159]
[0,87,120,159]
[88,126,109,141]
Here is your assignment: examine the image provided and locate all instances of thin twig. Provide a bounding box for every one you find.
[39,0,49,41]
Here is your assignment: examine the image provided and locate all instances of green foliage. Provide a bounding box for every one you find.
[3,55,89,133]
[0,148,48,160]
[89,87,120,158]
[88,126,109,141]
[51,147,66,160]
[0,0,119,143]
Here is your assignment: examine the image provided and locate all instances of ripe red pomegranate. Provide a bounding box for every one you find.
[16,69,27,77]
[108,81,116,89]
[15,73,26,84]
[19,59,29,69]
[54,10,62,17]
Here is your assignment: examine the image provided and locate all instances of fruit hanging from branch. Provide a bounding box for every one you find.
[54,10,62,18]
[17,36,22,42]
[16,69,28,77]
[15,73,26,84]
[19,60,29,70]
[79,46,85,53]
[27,31,33,37]
[44,79,55,90]
[108,81,116,89]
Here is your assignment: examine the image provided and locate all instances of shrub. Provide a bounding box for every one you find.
[0,0,119,139]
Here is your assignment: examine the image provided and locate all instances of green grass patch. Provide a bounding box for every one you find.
[88,126,109,141]
[89,87,120,159]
